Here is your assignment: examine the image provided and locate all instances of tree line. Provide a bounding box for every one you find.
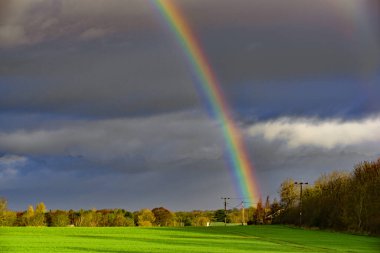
[0,198,277,227]
[1,158,378,234]
[0,201,227,227]
[277,158,380,235]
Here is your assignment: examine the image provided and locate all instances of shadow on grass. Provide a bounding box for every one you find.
[148,225,380,252]
[61,226,380,253]
[64,228,301,252]
[115,233,307,252]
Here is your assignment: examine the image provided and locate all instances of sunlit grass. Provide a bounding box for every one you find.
[0,225,379,252]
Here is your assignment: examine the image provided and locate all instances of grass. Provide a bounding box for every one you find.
[0,225,379,252]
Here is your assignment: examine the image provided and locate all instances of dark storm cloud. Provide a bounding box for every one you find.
[0,0,156,48]
[0,41,200,116]
[0,0,199,117]
[0,0,11,20]
[0,0,379,210]
[0,111,235,210]
[0,0,379,119]
[180,0,380,79]
[228,76,380,122]
[0,111,224,173]
[2,156,234,211]
[2,114,380,210]
[209,33,379,82]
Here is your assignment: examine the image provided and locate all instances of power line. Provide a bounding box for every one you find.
[294,181,308,226]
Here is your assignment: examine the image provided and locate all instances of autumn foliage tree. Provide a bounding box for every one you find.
[136,209,155,227]
[152,207,174,226]
[0,198,16,226]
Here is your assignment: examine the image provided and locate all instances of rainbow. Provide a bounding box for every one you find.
[152,0,260,203]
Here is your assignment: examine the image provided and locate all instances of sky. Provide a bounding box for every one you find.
[0,0,379,211]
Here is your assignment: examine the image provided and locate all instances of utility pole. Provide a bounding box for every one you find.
[241,201,245,226]
[221,197,230,226]
[294,181,308,227]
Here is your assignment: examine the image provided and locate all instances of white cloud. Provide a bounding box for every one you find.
[247,116,380,149]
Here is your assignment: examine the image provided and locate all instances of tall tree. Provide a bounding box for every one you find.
[50,210,70,227]
[0,198,16,226]
[279,179,298,209]
[254,198,264,224]
[213,209,226,222]
[33,202,47,226]
[152,207,174,227]
[137,209,155,227]
[0,198,6,213]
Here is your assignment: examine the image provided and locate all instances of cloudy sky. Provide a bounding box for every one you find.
[0,0,379,211]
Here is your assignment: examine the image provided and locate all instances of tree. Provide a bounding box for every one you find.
[264,196,272,224]
[35,202,46,214]
[50,210,70,227]
[27,205,34,217]
[137,209,155,227]
[192,216,210,226]
[0,198,6,213]
[214,209,225,222]
[73,209,100,227]
[344,160,380,233]
[152,207,174,226]
[175,211,192,226]
[0,198,16,226]
[279,179,298,209]
[314,172,349,229]
[276,158,380,234]
[107,209,133,227]
[33,202,47,226]
[20,205,34,226]
[254,198,264,224]
[270,198,281,223]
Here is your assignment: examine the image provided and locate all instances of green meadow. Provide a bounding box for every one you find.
[0,225,379,253]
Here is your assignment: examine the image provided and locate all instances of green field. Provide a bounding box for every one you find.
[0,225,379,252]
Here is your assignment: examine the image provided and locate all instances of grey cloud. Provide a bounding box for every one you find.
[0,0,379,120]
[183,0,380,81]
[0,0,11,20]
[2,113,379,210]
[212,38,379,82]
[79,28,110,40]
[3,158,234,211]
[0,154,27,184]
[3,115,379,210]
[0,111,224,172]
[0,0,155,48]
[0,111,235,210]
[0,0,379,210]
[0,25,30,47]
[0,40,199,116]
[0,154,27,165]
[246,140,379,200]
